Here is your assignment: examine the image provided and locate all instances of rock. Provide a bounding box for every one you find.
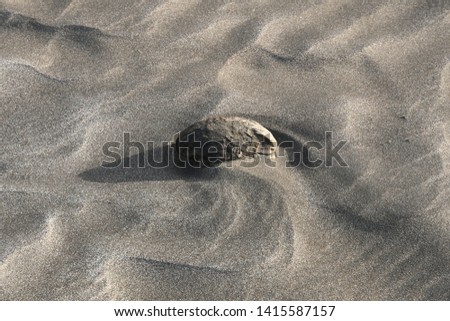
[173,116,277,166]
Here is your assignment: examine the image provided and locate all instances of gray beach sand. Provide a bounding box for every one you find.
[1,0,449,300]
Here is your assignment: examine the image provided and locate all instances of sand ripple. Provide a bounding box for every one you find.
[1,0,449,300]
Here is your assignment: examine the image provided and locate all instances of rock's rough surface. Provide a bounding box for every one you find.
[173,116,277,166]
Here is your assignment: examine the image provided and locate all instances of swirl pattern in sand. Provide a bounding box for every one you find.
[1,0,449,300]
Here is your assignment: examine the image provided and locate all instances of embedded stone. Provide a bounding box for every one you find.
[173,116,277,166]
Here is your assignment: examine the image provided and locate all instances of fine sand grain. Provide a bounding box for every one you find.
[1,0,449,300]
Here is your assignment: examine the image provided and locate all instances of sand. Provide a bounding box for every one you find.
[1,0,449,300]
